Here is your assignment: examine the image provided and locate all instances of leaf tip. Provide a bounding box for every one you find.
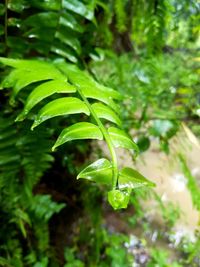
[15,114,25,122]
[149,181,156,188]
[31,121,39,131]
[52,145,57,152]
[30,125,35,131]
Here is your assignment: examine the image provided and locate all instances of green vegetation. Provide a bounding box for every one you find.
[0,0,200,266]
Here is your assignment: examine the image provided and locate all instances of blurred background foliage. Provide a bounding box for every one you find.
[0,0,200,266]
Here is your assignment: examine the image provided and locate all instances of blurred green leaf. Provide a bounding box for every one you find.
[118,167,155,189]
[108,127,139,152]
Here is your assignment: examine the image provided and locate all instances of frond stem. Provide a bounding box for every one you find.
[78,88,118,189]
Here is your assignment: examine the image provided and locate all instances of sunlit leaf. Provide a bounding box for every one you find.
[82,87,119,112]
[0,58,65,97]
[63,0,94,20]
[108,127,139,152]
[55,61,122,100]
[77,158,112,184]
[118,167,155,189]
[31,97,90,129]
[16,80,76,121]
[92,103,122,126]
[52,122,103,151]
[0,57,58,71]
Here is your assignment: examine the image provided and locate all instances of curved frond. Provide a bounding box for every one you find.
[0,57,154,211]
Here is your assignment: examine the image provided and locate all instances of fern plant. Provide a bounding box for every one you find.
[0,114,65,265]
[1,0,97,61]
[0,57,155,209]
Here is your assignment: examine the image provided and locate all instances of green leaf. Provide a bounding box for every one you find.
[0,58,65,97]
[7,0,27,12]
[77,158,112,184]
[0,138,18,150]
[108,127,139,152]
[30,0,60,10]
[24,27,55,42]
[0,57,62,72]
[0,154,20,165]
[55,29,81,55]
[55,62,122,100]
[97,84,122,100]
[63,0,94,20]
[52,122,103,151]
[31,97,90,129]
[16,80,76,121]
[82,87,119,111]
[60,12,84,33]
[118,167,155,189]
[92,103,122,126]
[51,42,78,63]
[108,188,131,210]
[31,195,65,222]
[0,68,21,89]
[23,12,58,28]
[6,37,29,56]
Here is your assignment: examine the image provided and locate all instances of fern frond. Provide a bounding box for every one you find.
[0,57,154,209]
[0,114,54,212]
[0,114,62,262]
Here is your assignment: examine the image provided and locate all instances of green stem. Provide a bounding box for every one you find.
[78,88,118,189]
